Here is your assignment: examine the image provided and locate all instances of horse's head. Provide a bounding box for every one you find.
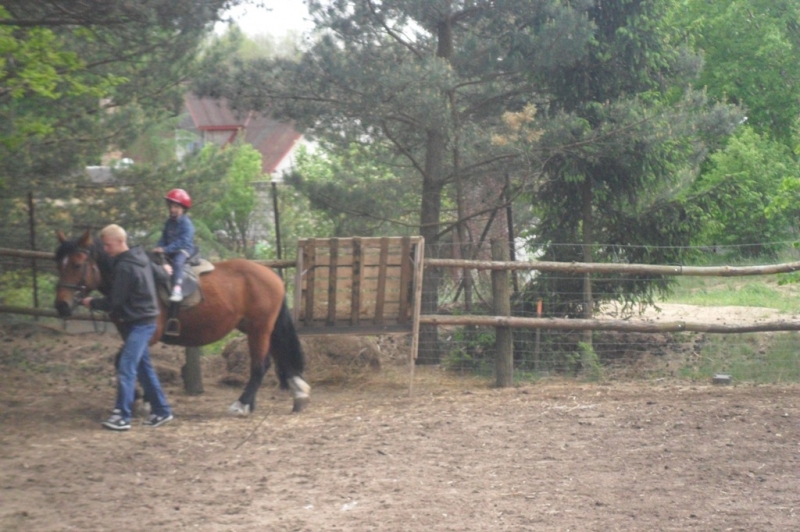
[53,229,105,317]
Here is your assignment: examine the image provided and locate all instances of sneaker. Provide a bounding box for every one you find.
[169,285,183,302]
[102,413,131,431]
[143,413,174,428]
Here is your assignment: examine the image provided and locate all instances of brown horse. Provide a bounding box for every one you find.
[53,229,310,415]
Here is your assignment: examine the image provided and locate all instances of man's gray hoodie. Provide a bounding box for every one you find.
[89,246,159,325]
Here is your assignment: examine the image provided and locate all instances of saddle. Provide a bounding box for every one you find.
[154,259,214,308]
[151,255,215,336]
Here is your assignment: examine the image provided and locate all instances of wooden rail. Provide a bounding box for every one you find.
[424,258,800,276]
[0,305,110,321]
[419,314,800,334]
[0,247,296,269]
[0,248,54,260]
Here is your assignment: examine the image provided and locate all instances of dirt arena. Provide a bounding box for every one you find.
[0,320,797,531]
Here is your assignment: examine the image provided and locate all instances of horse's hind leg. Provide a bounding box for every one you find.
[287,375,310,413]
[270,302,310,413]
[228,333,270,416]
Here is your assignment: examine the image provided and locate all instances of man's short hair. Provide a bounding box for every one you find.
[100,224,127,242]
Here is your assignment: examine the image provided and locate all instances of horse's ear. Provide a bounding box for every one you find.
[56,230,67,243]
[78,229,92,248]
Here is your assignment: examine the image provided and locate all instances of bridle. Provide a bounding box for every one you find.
[57,246,106,332]
[57,247,97,303]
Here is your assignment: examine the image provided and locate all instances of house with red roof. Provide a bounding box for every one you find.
[180,93,303,178]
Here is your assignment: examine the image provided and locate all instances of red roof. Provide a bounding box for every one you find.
[183,94,302,174]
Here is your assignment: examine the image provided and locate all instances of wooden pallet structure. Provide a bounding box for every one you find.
[293,236,425,363]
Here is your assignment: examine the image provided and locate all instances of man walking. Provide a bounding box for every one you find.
[82,224,173,431]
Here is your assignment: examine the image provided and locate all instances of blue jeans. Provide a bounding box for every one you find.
[115,322,171,421]
[169,252,187,287]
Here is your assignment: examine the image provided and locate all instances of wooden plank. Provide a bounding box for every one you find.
[292,243,304,323]
[326,238,339,326]
[351,238,362,325]
[398,237,412,323]
[293,236,423,330]
[296,324,414,336]
[303,240,316,326]
[374,237,389,325]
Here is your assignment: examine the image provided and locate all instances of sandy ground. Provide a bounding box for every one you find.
[0,317,798,531]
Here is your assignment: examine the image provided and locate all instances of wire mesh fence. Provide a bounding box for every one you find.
[417,240,800,384]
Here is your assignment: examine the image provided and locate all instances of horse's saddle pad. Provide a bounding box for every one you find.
[156,259,215,309]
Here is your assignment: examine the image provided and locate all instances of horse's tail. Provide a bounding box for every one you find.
[271,300,305,390]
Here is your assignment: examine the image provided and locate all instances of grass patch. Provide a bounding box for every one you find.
[679,332,800,383]
[664,276,800,313]
[660,276,800,383]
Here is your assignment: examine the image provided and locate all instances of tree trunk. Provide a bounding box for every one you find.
[416,15,454,365]
[417,128,446,364]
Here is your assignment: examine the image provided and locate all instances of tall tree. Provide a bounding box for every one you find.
[0,0,238,249]
[510,0,741,358]
[195,0,596,363]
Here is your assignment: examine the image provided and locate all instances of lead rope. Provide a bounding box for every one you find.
[89,307,109,334]
[234,405,273,450]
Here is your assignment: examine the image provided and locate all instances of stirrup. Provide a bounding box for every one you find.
[164,317,181,336]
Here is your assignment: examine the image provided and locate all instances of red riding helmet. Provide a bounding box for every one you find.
[165,188,192,209]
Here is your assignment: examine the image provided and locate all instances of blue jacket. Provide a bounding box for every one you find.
[157,215,196,256]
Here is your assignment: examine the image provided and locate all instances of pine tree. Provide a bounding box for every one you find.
[196,0,596,362]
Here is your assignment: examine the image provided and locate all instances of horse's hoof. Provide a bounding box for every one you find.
[228,401,251,416]
[292,397,309,413]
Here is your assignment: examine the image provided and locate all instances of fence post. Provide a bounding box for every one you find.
[492,239,513,387]
[182,347,204,395]
[28,192,39,315]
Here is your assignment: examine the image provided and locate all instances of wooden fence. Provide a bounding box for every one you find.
[0,245,800,386]
[5,244,800,334]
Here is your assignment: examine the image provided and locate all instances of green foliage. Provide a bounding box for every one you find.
[0,270,56,307]
[441,327,496,375]
[688,126,798,257]
[201,142,262,257]
[0,7,125,154]
[577,341,604,381]
[30,141,245,259]
[0,0,234,252]
[674,0,800,145]
[287,143,419,237]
